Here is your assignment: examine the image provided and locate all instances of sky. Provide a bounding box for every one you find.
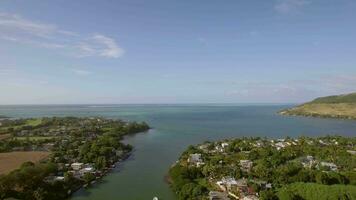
[0,0,356,104]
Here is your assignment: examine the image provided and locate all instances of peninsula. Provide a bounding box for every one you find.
[279,92,356,120]
[0,117,150,200]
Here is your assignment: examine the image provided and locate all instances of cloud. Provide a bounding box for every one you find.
[0,12,124,58]
[71,69,92,76]
[76,34,124,58]
[0,13,57,38]
[274,0,310,14]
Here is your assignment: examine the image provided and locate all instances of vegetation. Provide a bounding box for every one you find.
[280,92,356,120]
[0,117,150,200]
[169,136,356,200]
[310,93,356,104]
[277,182,356,200]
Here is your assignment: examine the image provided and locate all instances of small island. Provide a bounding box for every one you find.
[279,92,356,120]
[169,136,356,200]
[0,117,150,200]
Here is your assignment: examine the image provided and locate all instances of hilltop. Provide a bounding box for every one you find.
[280,93,356,120]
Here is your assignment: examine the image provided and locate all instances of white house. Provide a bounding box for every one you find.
[320,162,338,171]
[71,162,84,170]
[188,153,205,167]
[240,160,253,172]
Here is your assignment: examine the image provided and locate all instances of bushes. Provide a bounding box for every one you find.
[169,165,207,200]
[277,182,356,200]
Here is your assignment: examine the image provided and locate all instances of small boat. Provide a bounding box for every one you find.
[153,197,159,200]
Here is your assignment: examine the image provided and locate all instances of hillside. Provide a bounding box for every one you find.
[280,93,356,120]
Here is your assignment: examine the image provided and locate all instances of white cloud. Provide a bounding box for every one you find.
[76,34,124,58]
[92,34,124,58]
[274,0,310,14]
[0,13,57,37]
[0,12,124,59]
[71,69,92,76]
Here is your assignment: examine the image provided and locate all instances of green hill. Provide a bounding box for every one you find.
[310,93,356,104]
[280,93,356,120]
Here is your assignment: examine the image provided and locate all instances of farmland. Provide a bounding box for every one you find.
[0,151,49,174]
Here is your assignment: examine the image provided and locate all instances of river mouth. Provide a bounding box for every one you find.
[1,104,355,200]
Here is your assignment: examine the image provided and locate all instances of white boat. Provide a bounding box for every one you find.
[153,197,159,200]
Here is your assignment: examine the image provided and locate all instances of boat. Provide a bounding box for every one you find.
[153,197,158,200]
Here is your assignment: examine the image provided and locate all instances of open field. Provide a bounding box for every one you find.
[0,151,50,175]
[280,103,356,119]
[0,134,11,140]
[25,118,43,126]
[14,136,55,141]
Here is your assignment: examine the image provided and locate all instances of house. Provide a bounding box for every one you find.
[319,140,328,146]
[274,142,286,150]
[241,195,259,200]
[54,176,65,181]
[300,156,315,168]
[216,177,244,192]
[44,176,65,183]
[221,142,229,148]
[188,153,205,167]
[208,191,229,200]
[79,167,95,175]
[216,177,237,191]
[216,142,229,153]
[320,162,338,171]
[71,162,84,170]
[240,160,253,172]
[347,150,356,155]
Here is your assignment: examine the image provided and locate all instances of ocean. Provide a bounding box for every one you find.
[0,104,355,199]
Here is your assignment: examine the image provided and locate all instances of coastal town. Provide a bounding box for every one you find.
[0,117,150,200]
[169,136,356,200]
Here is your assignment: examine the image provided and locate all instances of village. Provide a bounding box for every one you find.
[0,117,150,199]
[170,136,356,200]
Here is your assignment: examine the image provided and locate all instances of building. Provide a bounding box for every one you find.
[320,161,337,170]
[300,156,315,169]
[241,195,259,200]
[347,150,356,155]
[188,153,205,167]
[216,177,241,191]
[240,160,253,172]
[71,162,84,170]
[208,191,229,200]
[216,142,229,153]
[274,142,286,150]
[320,162,338,171]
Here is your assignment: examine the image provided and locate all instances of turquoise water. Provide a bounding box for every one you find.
[1,104,356,200]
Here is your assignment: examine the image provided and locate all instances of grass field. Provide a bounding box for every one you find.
[280,103,356,119]
[25,118,42,126]
[0,151,49,174]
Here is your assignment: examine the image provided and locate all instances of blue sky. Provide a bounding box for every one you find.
[0,0,355,104]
